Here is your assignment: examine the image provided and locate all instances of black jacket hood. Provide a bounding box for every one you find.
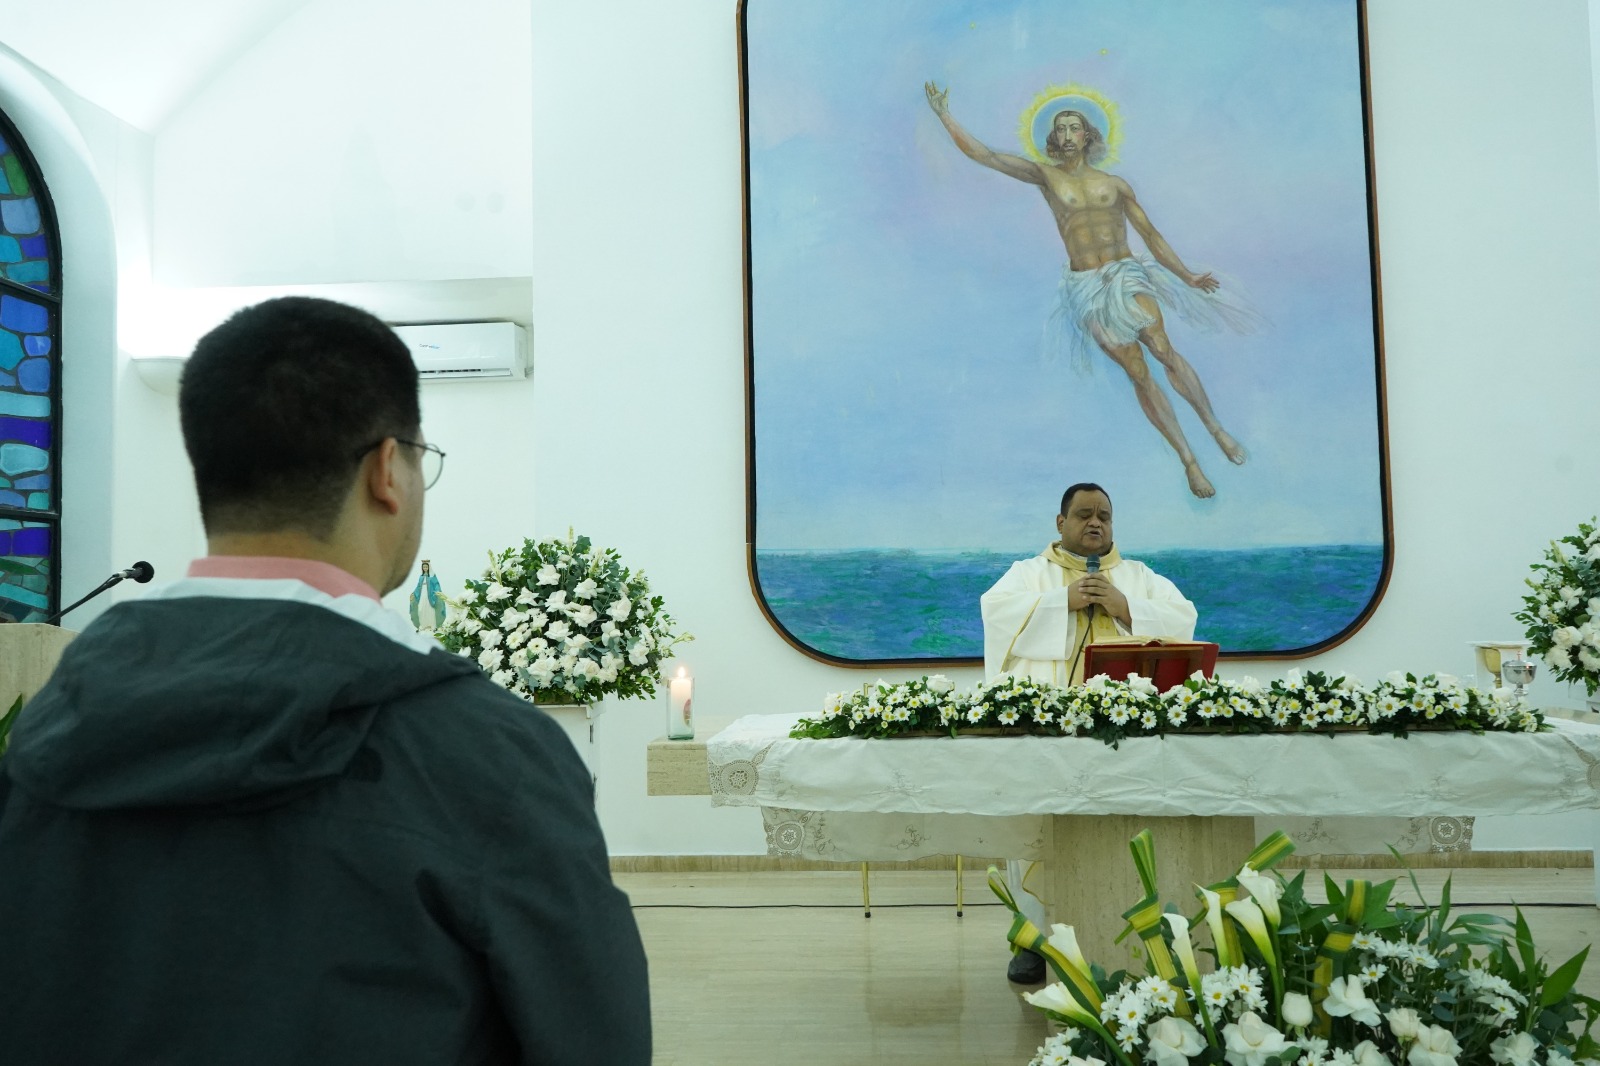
[5,596,479,811]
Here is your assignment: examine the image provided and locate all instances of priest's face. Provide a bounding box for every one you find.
[1057,490,1113,556]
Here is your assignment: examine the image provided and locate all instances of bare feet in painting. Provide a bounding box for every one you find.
[1185,460,1215,499]
[1214,429,1248,465]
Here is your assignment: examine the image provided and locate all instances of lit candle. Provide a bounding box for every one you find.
[667,665,695,740]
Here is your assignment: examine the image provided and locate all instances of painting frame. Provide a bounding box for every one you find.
[740,0,1392,668]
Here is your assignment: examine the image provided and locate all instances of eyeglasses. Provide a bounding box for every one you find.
[352,438,446,490]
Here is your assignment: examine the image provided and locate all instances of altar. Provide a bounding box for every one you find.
[650,713,1600,962]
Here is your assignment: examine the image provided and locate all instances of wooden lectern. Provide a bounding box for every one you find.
[1083,638,1219,688]
[1,623,76,708]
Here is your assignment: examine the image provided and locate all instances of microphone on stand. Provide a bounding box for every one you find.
[42,561,155,625]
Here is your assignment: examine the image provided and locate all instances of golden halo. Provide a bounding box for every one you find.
[1019,83,1121,166]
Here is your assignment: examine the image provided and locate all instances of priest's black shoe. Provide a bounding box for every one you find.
[1006,948,1045,984]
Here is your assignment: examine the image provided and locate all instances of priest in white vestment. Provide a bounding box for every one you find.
[981,481,1197,982]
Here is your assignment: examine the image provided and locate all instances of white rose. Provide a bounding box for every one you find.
[515,587,538,606]
[546,590,570,612]
[1324,976,1382,1027]
[597,665,618,684]
[628,644,650,666]
[1145,1016,1205,1066]
[576,658,602,680]
[478,629,504,649]
[573,578,598,599]
[535,564,560,586]
[1588,596,1600,618]
[564,633,592,653]
[507,624,531,649]
[490,669,513,687]
[485,583,511,603]
[461,616,484,636]
[1547,647,1573,671]
[527,656,558,685]
[1281,991,1314,1029]
[477,647,505,671]
[925,674,956,695]
[1490,1033,1539,1066]
[1579,647,1600,672]
[601,620,622,643]
[1554,627,1582,648]
[1223,1012,1290,1066]
[546,620,572,641]
[607,596,633,622]
[1352,1042,1392,1066]
[559,653,578,672]
[1385,1008,1422,1041]
[601,652,622,672]
[570,604,599,628]
[1407,1025,1461,1066]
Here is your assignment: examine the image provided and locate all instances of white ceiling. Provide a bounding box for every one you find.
[0,0,312,132]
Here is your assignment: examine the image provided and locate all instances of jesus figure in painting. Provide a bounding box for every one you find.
[925,82,1259,499]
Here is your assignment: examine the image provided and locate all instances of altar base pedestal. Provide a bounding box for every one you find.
[1043,814,1256,966]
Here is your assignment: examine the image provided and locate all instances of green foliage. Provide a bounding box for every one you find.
[1514,517,1600,695]
[0,693,22,757]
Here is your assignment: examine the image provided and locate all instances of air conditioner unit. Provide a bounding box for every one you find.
[395,322,529,381]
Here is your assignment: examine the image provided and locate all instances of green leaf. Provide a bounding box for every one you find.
[0,692,24,756]
[1542,945,1591,1008]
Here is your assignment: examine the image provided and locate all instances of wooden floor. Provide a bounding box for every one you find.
[619,866,1600,1066]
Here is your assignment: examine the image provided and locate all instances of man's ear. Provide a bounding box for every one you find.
[363,438,404,516]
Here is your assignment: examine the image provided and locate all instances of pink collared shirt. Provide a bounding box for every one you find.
[186,556,381,602]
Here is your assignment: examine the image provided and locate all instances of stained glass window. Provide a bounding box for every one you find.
[0,109,59,623]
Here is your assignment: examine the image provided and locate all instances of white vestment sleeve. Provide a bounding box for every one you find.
[1118,565,1198,642]
[980,560,1076,678]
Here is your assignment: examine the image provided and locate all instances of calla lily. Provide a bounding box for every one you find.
[1024,982,1097,1026]
[1235,864,1283,926]
[1046,923,1091,974]
[1225,896,1284,1015]
[1224,897,1280,971]
[1199,885,1238,968]
[1165,912,1217,1045]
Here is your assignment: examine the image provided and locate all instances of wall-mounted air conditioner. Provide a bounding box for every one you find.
[395,321,529,381]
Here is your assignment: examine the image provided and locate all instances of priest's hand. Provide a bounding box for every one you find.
[1070,574,1132,627]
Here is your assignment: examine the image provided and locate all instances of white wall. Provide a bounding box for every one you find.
[13,0,1600,856]
[152,0,533,287]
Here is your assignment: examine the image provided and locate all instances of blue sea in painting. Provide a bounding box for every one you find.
[754,545,1386,661]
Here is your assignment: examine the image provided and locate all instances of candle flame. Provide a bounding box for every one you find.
[676,666,687,679]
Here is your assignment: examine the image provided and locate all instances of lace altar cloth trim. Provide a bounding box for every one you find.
[706,713,1600,819]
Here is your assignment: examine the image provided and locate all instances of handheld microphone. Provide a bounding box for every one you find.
[1085,554,1100,574]
[42,561,156,625]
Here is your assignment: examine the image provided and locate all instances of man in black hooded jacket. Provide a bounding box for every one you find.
[0,297,651,1064]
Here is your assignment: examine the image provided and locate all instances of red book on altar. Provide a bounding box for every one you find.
[1083,638,1220,689]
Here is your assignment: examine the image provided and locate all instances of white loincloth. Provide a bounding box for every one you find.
[1043,254,1264,373]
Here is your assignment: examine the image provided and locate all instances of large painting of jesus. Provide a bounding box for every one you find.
[744,0,1388,664]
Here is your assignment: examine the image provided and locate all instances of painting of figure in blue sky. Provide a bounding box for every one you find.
[746,0,1387,661]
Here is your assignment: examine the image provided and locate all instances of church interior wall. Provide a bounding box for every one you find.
[4,0,1600,858]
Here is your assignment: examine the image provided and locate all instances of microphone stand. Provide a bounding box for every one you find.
[42,563,154,625]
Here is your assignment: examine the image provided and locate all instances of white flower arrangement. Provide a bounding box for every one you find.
[437,531,690,704]
[790,669,1539,743]
[1006,830,1599,1066]
[1516,518,1600,697]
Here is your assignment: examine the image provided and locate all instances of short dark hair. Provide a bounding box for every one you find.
[179,297,420,538]
[1060,482,1110,516]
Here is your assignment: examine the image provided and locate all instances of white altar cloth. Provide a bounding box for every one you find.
[707,713,1600,820]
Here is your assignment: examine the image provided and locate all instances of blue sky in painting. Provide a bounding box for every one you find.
[748,0,1383,552]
